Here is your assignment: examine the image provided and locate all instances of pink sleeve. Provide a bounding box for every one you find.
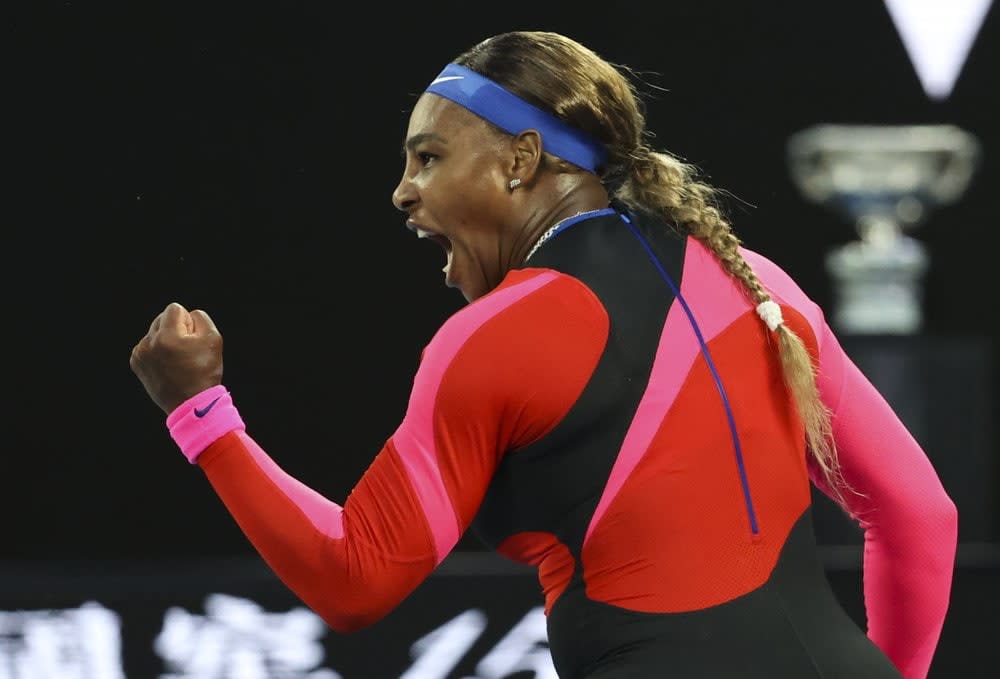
[813,322,959,679]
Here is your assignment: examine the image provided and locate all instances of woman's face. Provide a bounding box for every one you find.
[392,93,516,302]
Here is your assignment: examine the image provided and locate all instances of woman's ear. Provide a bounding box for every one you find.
[508,130,543,186]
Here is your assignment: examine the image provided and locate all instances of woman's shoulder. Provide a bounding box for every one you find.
[740,246,814,306]
[424,268,608,366]
[738,245,828,338]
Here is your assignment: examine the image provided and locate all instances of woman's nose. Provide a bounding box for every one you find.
[392,175,416,213]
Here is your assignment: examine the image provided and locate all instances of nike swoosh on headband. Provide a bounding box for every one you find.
[425,63,607,173]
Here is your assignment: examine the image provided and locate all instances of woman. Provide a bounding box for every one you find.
[130,31,958,678]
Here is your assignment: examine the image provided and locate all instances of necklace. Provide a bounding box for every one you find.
[524,208,613,263]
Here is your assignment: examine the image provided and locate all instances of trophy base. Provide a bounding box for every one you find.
[825,235,929,335]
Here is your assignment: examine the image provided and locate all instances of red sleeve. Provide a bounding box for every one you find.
[197,432,436,632]
[182,270,607,632]
[812,322,959,679]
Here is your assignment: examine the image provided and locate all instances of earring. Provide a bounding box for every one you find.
[508,178,522,190]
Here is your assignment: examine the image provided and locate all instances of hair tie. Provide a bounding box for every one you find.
[756,300,783,331]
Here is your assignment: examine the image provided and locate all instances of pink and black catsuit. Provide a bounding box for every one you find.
[166,207,958,678]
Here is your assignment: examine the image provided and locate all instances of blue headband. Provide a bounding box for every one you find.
[424,63,607,173]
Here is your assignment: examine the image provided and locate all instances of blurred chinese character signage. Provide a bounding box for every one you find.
[0,564,555,678]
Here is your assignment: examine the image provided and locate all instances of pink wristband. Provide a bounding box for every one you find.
[165,385,246,463]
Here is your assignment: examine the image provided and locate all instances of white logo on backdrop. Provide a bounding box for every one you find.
[154,594,341,679]
[0,602,125,679]
[400,606,557,679]
[0,596,558,677]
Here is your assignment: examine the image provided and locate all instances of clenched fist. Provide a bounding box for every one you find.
[130,302,224,415]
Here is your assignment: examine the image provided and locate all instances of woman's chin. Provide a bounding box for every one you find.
[445,269,470,301]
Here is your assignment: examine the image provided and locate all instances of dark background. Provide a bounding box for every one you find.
[7,0,998,558]
[4,1,999,675]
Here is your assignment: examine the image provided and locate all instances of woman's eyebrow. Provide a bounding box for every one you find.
[402,132,447,155]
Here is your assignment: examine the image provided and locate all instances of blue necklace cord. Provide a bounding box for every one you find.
[524,207,759,536]
[619,213,760,536]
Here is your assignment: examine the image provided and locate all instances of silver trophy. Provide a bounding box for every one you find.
[787,124,980,334]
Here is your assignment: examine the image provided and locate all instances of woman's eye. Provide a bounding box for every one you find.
[418,152,437,165]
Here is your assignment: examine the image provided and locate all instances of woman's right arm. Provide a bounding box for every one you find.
[810,322,959,679]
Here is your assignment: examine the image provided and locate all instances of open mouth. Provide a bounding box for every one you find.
[410,223,452,255]
[409,223,454,278]
[420,230,452,253]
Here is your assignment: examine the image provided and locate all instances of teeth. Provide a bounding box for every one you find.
[416,229,434,239]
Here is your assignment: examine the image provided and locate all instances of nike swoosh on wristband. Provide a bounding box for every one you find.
[194,396,222,418]
[430,75,464,85]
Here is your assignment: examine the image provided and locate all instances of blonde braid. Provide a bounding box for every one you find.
[617,148,851,505]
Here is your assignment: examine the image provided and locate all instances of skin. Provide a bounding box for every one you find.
[131,302,223,414]
[132,89,610,414]
[392,93,609,302]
